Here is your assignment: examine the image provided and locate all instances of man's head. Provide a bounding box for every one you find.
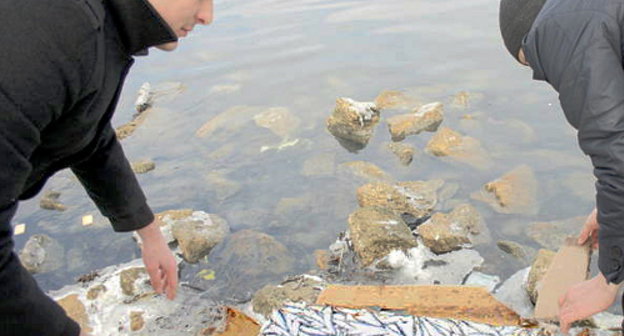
[148,0,214,51]
[499,0,546,65]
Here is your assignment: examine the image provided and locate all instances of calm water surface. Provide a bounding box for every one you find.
[14,0,596,299]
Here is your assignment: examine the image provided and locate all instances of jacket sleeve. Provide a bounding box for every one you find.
[539,13,624,283]
[71,125,155,232]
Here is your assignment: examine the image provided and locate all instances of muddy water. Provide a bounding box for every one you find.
[13,0,597,303]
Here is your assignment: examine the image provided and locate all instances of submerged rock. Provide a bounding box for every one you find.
[196,105,261,138]
[417,204,484,254]
[251,275,325,317]
[338,161,393,182]
[496,240,535,263]
[387,102,444,141]
[254,107,301,139]
[374,90,420,110]
[205,171,242,202]
[19,234,65,274]
[527,216,585,250]
[348,207,418,267]
[526,249,556,304]
[356,180,444,221]
[301,152,336,177]
[40,190,67,211]
[425,127,492,170]
[386,142,416,166]
[326,97,380,151]
[172,212,230,263]
[131,159,156,174]
[472,165,538,215]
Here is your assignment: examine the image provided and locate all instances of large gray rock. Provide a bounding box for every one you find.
[252,275,325,317]
[19,234,65,274]
[387,102,444,141]
[348,207,418,267]
[326,98,380,150]
[417,204,484,254]
[356,180,444,221]
[172,212,230,263]
[526,249,556,304]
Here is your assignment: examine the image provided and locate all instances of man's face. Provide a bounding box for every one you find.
[148,0,214,51]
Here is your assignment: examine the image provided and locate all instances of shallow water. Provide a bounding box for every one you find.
[13,0,602,306]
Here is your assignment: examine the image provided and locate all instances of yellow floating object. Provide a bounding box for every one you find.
[197,269,216,280]
[82,215,94,226]
[14,224,26,235]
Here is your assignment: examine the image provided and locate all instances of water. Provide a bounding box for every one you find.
[13,0,598,304]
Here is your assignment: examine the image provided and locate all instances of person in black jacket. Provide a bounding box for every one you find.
[499,0,624,333]
[0,0,213,335]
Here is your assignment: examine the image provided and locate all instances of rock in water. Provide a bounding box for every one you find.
[387,142,416,166]
[426,127,492,170]
[254,107,301,139]
[348,207,418,267]
[251,275,325,317]
[19,234,65,274]
[172,212,230,263]
[471,165,538,215]
[374,90,420,110]
[40,190,67,211]
[326,97,380,151]
[387,102,444,141]
[356,180,443,221]
[131,159,155,174]
[418,204,484,254]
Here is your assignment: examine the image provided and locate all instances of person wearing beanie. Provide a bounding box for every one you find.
[500,0,624,333]
[0,0,212,335]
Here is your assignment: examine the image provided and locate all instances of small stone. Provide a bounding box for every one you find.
[496,240,529,261]
[348,207,418,266]
[19,234,65,274]
[417,204,484,254]
[426,127,492,170]
[451,91,471,108]
[526,249,556,304]
[119,267,147,296]
[356,180,444,221]
[326,97,380,150]
[40,190,67,211]
[56,294,92,334]
[387,143,415,166]
[13,224,25,236]
[130,311,145,331]
[131,159,156,174]
[172,212,230,263]
[135,82,154,113]
[471,165,538,215]
[86,285,107,301]
[387,102,444,141]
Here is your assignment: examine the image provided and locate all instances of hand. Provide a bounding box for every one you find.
[79,331,90,336]
[137,220,178,300]
[577,208,599,249]
[558,273,619,334]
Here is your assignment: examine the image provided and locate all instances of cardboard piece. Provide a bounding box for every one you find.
[82,215,94,226]
[215,307,260,336]
[316,285,521,326]
[13,224,26,235]
[533,237,591,320]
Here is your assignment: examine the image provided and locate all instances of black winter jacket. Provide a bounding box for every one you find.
[0,0,176,334]
[523,0,624,283]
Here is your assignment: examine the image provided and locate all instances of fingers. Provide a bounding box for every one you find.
[164,260,178,300]
[578,225,591,245]
[146,263,164,294]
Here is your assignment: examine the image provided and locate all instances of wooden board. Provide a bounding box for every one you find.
[316,285,521,326]
[534,237,591,320]
[216,307,260,336]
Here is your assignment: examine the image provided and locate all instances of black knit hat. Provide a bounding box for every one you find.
[499,0,547,62]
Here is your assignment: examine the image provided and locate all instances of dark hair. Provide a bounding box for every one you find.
[499,0,547,62]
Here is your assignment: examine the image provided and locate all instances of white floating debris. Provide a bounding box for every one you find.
[82,215,94,227]
[14,224,26,236]
[134,82,154,113]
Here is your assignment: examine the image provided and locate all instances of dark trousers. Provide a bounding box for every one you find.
[0,203,79,336]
